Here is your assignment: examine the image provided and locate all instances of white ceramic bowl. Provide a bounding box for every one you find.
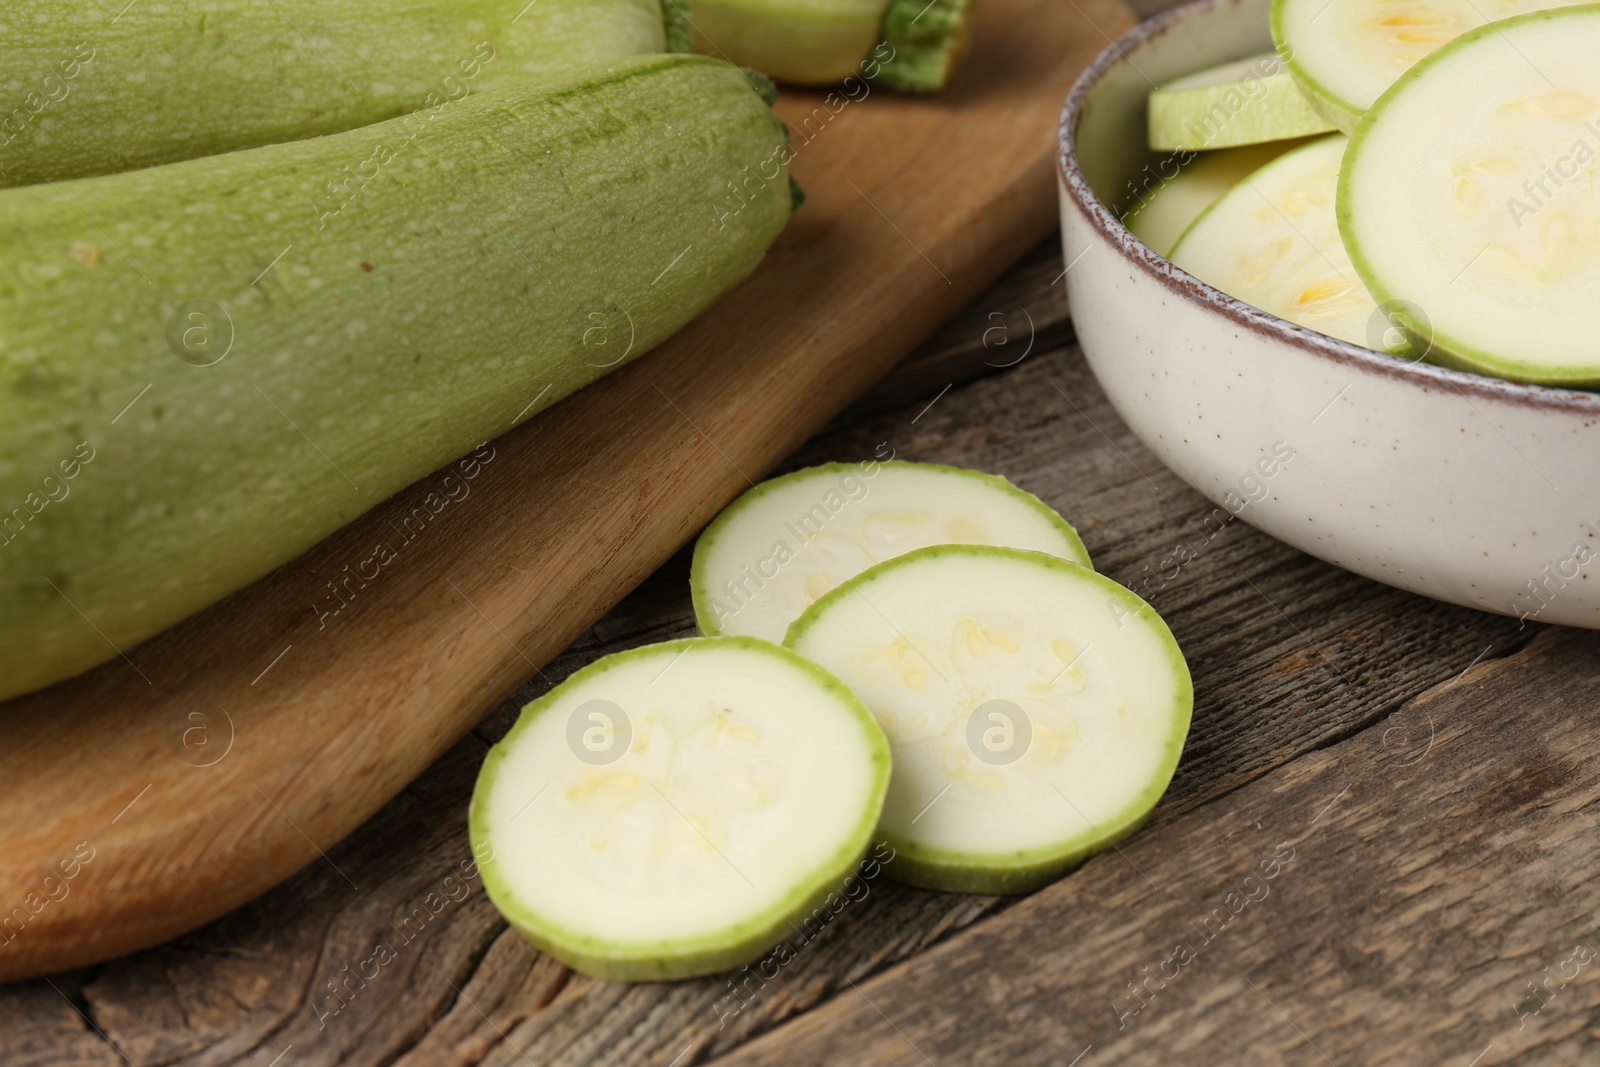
[1057,0,1600,628]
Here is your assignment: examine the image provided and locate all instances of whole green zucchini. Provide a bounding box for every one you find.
[0,0,667,187]
[681,0,971,90]
[0,53,791,702]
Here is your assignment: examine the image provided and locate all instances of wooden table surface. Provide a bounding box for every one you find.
[0,0,1105,982]
[11,231,1595,1066]
[8,34,1598,1059]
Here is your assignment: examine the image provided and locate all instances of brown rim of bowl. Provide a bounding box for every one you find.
[1055,0,1600,415]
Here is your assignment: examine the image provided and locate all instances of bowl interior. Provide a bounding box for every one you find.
[1074,0,1272,219]
[1061,0,1600,413]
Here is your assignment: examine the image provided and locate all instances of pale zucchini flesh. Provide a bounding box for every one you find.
[1124,140,1309,257]
[1339,7,1600,386]
[0,0,667,187]
[786,546,1193,895]
[1170,133,1390,350]
[0,55,791,702]
[1271,0,1592,132]
[470,637,890,980]
[691,461,1091,644]
[1147,52,1335,151]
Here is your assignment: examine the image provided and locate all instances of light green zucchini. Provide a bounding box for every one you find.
[1270,0,1592,131]
[1146,52,1334,152]
[1170,133,1390,349]
[0,0,666,187]
[471,637,891,980]
[1338,6,1600,385]
[1122,139,1308,257]
[786,546,1192,895]
[0,54,792,702]
[690,460,1090,644]
[683,0,970,90]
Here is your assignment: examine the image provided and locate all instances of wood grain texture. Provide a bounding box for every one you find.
[0,240,1536,1066]
[0,0,1125,982]
[713,627,1600,1067]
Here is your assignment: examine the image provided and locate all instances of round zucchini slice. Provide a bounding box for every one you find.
[1125,139,1311,257]
[1271,0,1591,131]
[691,461,1090,644]
[1171,133,1390,349]
[470,637,890,980]
[785,546,1193,895]
[1147,52,1335,152]
[1339,7,1600,386]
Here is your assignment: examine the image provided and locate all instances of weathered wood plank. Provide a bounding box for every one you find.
[710,627,1600,1067]
[0,232,1535,1065]
[822,236,1075,432]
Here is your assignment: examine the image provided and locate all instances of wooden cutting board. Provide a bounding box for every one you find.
[0,0,1130,982]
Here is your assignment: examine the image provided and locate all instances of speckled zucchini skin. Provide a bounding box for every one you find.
[0,0,666,186]
[0,54,791,701]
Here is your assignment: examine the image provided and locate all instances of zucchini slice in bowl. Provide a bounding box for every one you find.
[1271,0,1592,131]
[1339,6,1600,387]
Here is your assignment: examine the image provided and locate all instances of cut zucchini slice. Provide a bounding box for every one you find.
[786,546,1193,894]
[1271,0,1591,131]
[1124,140,1309,257]
[1171,133,1389,349]
[470,637,890,980]
[1339,7,1600,386]
[1148,52,1335,151]
[691,461,1091,644]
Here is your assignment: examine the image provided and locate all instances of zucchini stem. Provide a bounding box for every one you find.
[875,0,974,93]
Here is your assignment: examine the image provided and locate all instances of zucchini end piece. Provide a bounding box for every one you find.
[661,0,696,53]
[740,66,780,106]
[875,0,974,92]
